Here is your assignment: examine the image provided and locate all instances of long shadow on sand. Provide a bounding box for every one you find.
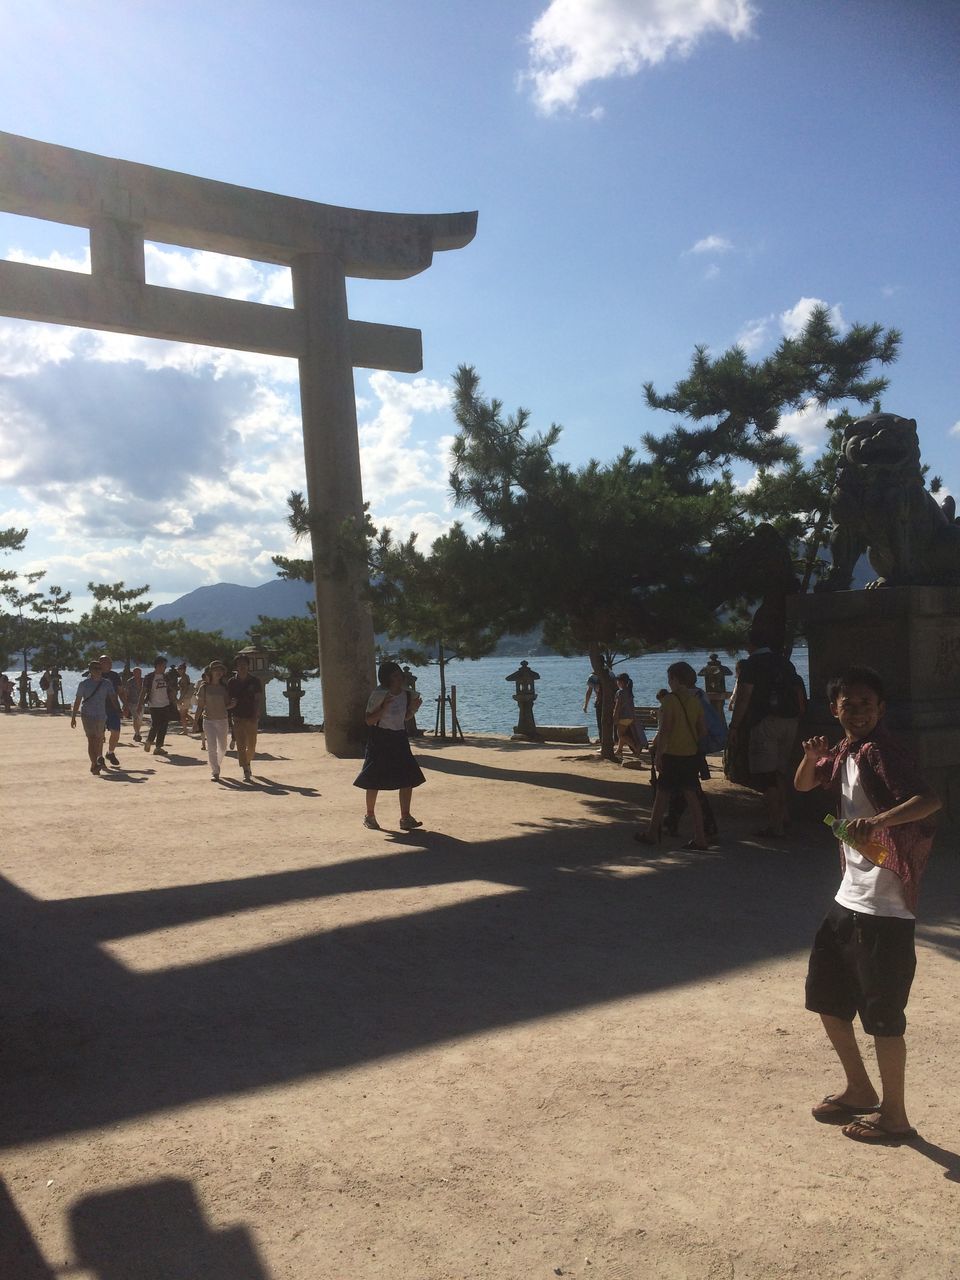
[0,1175,270,1279]
[2,756,958,1154]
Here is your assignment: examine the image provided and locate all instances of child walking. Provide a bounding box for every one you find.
[794,666,941,1144]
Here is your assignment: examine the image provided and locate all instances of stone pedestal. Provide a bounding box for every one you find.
[790,587,960,823]
[511,693,539,739]
[282,676,305,728]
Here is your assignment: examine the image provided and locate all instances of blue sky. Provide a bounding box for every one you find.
[1,0,958,611]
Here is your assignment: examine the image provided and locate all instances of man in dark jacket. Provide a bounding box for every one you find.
[227,654,262,782]
[137,656,177,755]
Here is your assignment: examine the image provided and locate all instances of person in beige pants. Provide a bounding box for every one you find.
[226,654,262,782]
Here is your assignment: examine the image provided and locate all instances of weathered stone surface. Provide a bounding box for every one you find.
[0,132,477,757]
[791,587,960,822]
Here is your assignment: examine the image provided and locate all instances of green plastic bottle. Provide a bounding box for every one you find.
[823,813,888,866]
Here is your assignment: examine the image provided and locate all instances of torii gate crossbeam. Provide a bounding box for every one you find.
[0,132,477,755]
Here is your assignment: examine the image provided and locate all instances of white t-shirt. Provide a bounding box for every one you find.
[148,672,172,708]
[834,755,913,919]
[366,687,407,731]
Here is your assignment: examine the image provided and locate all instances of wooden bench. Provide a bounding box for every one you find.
[634,706,659,735]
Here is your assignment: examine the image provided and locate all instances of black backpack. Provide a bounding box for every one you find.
[767,657,804,718]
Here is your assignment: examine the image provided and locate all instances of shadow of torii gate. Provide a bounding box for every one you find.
[0,131,477,755]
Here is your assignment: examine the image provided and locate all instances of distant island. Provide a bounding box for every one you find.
[147,580,551,656]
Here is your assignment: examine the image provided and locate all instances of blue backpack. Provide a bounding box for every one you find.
[694,687,728,753]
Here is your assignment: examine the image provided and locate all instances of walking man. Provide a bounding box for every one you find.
[227,654,262,782]
[175,661,193,732]
[138,656,176,755]
[71,660,120,775]
[727,630,804,838]
[99,654,125,767]
[124,666,144,741]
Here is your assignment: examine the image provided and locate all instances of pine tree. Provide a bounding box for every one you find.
[448,366,728,757]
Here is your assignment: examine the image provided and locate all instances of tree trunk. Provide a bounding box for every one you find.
[588,640,618,761]
[437,640,447,738]
[800,513,831,594]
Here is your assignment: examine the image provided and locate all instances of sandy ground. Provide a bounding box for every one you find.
[1,710,959,1280]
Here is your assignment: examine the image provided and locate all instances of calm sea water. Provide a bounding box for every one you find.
[16,649,810,736]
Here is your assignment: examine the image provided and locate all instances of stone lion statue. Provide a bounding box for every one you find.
[817,412,960,590]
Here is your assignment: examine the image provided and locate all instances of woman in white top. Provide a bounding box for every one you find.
[354,660,425,830]
[194,660,235,781]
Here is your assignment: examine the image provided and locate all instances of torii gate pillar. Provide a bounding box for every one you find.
[292,252,375,754]
[0,132,477,756]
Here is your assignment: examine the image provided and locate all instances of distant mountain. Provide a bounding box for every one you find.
[148,581,553,656]
[147,579,314,640]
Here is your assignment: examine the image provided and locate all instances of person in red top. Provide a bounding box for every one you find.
[795,666,940,1145]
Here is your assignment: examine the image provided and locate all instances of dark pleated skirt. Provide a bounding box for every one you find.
[353,725,426,791]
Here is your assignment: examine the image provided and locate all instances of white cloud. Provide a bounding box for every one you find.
[358,371,452,500]
[0,321,82,376]
[779,296,845,339]
[736,315,773,354]
[0,238,467,605]
[144,243,293,307]
[7,246,90,274]
[949,420,960,437]
[687,234,733,255]
[733,296,846,358]
[776,399,833,455]
[523,0,757,115]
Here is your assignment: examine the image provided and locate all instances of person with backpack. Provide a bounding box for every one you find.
[727,628,805,838]
[663,669,726,843]
[635,662,709,850]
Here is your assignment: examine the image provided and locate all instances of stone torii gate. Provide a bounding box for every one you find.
[0,132,476,756]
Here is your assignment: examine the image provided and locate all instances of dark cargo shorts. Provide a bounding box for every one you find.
[805,903,916,1037]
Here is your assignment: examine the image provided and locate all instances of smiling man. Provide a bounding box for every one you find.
[795,666,942,1146]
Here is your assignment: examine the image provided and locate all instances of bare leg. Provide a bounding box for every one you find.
[682,787,707,846]
[763,784,784,835]
[109,727,120,753]
[399,786,413,819]
[87,727,105,768]
[819,1014,879,1106]
[646,788,667,837]
[872,1035,911,1131]
[365,789,378,818]
[777,772,790,826]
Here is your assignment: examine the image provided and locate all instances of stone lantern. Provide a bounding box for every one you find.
[282,672,305,727]
[506,660,540,739]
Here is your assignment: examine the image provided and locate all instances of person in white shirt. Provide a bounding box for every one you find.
[353,661,425,831]
[137,656,176,754]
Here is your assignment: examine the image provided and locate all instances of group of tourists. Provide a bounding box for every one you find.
[0,668,62,712]
[37,627,957,1149]
[70,653,263,782]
